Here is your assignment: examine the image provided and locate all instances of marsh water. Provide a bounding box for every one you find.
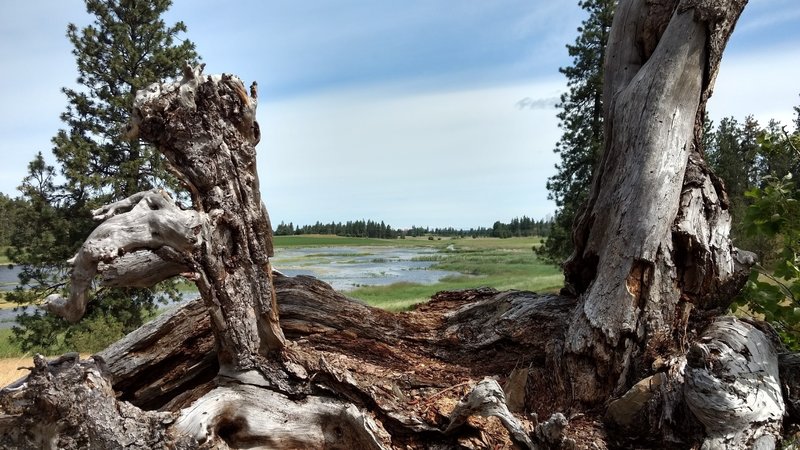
[0,246,455,328]
[271,246,454,291]
[0,265,22,292]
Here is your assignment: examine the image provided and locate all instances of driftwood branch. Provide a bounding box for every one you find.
[444,378,536,448]
[685,317,784,448]
[42,190,204,322]
[6,274,800,448]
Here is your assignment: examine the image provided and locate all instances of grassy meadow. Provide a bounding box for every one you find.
[0,235,563,373]
[275,234,563,310]
[344,236,562,310]
[0,329,31,386]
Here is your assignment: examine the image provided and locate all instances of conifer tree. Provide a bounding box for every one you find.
[9,0,198,353]
[541,0,615,265]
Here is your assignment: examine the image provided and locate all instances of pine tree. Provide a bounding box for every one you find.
[794,95,800,130]
[55,0,198,199]
[541,0,615,265]
[704,116,770,258]
[0,193,26,248]
[9,0,199,353]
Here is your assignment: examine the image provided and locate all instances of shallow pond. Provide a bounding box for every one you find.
[0,246,456,328]
[271,246,455,291]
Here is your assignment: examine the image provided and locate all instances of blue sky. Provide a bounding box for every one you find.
[1,0,799,229]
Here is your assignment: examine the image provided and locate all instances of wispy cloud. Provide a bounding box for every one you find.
[735,0,800,33]
[515,96,560,110]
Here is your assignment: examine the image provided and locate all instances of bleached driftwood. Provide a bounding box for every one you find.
[43,190,204,322]
[174,383,390,449]
[444,378,570,450]
[43,65,285,375]
[3,282,584,449]
[685,317,784,449]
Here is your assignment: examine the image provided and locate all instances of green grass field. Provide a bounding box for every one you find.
[0,334,32,385]
[277,234,562,310]
[0,235,563,358]
[114,236,562,311]
[0,329,21,358]
[344,236,562,310]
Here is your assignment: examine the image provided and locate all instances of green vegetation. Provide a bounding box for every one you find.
[0,195,26,250]
[0,313,134,357]
[275,216,551,240]
[0,329,22,358]
[730,130,800,347]
[0,236,560,356]
[701,105,800,348]
[274,235,407,248]
[6,0,199,355]
[347,237,562,311]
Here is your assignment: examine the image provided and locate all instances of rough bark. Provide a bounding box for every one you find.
[130,65,285,374]
[44,65,285,375]
[42,190,203,322]
[562,0,753,412]
[4,276,797,448]
[556,0,785,446]
[2,279,582,449]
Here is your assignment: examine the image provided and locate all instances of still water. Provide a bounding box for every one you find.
[271,246,454,291]
[0,246,455,328]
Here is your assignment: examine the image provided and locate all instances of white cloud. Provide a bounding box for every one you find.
[707,43,800,128]
[2,0,797,232]
[258,78,563,228]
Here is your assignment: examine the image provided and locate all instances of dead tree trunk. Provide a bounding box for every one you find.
[564,0,750,401]
[561,0,783,447]
[44,66,285,376]
[1,1,792,448]
[130,66,286,375]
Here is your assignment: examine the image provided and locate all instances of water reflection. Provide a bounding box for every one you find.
[271,246,454,291]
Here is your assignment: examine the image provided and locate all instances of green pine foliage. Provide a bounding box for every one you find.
[55,0,198,199]
[8,0,199,354]
[542,0,615,265]
[0,193,26,251]
[730,127,800,348]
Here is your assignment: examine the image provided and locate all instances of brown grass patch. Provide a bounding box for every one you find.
[0,355,34,386]
[0,354,93,387]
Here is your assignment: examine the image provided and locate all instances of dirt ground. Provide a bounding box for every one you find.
[0,357,32,386]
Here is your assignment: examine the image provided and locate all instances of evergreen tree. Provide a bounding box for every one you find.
[794,95,800,131]
[0,193,27,249]
[541,0,615,265]
[55,0,198,199]
[9,0,198,353]
[705,116,772,259]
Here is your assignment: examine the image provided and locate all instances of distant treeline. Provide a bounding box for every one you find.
[274,216,551,239]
